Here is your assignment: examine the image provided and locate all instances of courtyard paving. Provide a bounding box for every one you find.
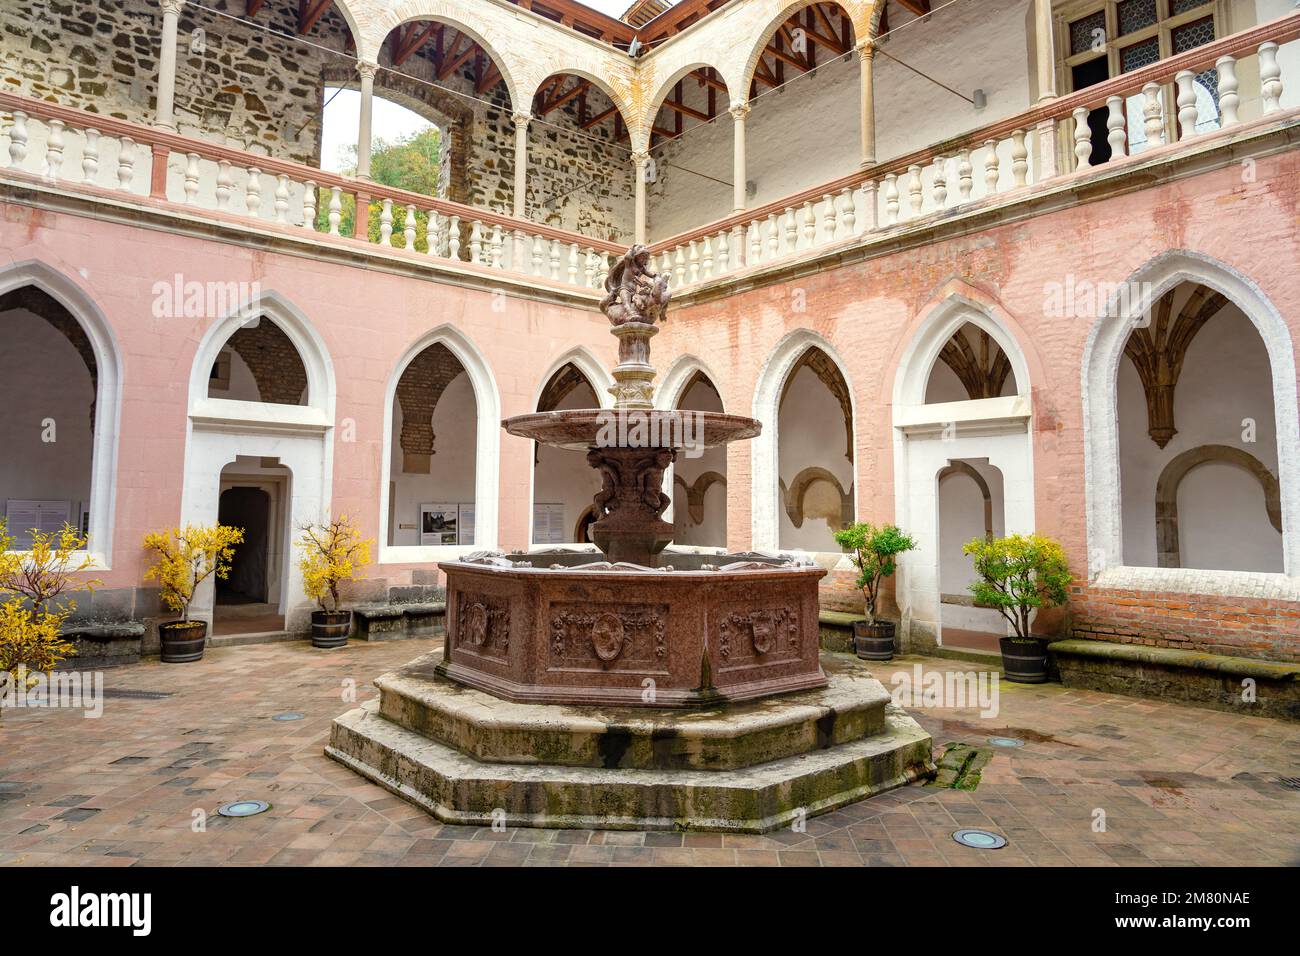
[1,639,1297,867]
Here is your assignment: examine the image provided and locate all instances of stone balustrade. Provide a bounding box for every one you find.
[0,92,619,293]
[649,20,1299,290]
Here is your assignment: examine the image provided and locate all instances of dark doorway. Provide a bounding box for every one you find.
[1071,56,1113,166]
[217,486,270,604]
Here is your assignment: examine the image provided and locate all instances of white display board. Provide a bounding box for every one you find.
[532,502,566,545]
[419,502,460,546]
[457,503,475,546]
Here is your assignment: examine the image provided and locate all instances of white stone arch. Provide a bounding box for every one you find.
[533,346,614,411]
[526,68,638,144]
[0,259,123,566]
[361,4,526,109]
[186,289,337,421]
[181,291,337,632]
[1082,249,1300,579]
[379,324,501,561]
[737,0,871,95]
[643,62,737,133]
[656,353,727,412]
[892,292,1032,407]
[751,329,858,552]
[890,292,1035,650]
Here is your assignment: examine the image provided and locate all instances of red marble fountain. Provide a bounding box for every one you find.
[328,246,933,831]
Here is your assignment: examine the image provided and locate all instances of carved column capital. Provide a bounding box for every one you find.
[855,38,875,61]
[512,111,533,130]
[160,0,185,15]
[632,149,651,167]
[729,103,751,122]
[356,60,379,81]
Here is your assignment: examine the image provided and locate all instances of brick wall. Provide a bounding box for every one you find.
[1070,584,1300,663]
[226,320,308,406]
[394,343,465,474]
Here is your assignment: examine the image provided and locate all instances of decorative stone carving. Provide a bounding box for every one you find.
[455,592,510,657]
[600,243,669,328]
[547,604,668,667]
[718,608,799,660]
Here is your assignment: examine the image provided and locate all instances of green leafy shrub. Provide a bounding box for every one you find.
[832,523,917,623]
[962,533,1070,641]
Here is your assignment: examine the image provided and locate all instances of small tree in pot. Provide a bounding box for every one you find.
[298,515,372,649]
[832,522,917,661]
[144,524,244,663]
[962,533,1070,683]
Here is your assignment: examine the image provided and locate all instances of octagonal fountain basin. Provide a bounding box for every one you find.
[436,555,828,708]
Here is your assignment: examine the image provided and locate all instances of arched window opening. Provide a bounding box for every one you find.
[672,371,728,548]
[924,323,1018,403]
[533,363,601,545]
[207,316,310,406]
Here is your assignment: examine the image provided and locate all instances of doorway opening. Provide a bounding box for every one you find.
[213,458,291,637]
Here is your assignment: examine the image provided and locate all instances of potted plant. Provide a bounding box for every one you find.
[832,522,917,661]
[962,533,1070,683]
[298,515,372,649]
[143,524,244,663]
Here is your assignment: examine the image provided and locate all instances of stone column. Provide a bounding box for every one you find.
[511,112,531,218]
[355,60,378,181]
[730,104,749,212]
[155,0,185,132]
[633,149,650,244]
[1033,0,1058,103]
[857,40,877,166]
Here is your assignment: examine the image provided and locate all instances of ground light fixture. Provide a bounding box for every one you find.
[217,800,271,818]
[272,712,305,721]
[988,736,1025,748]
[952,829,1008,850]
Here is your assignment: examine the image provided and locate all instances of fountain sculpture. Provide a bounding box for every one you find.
[328,246,933,831]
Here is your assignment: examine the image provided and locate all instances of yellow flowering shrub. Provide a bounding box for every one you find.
[298,515,373,612]
[143,525,244,622]
[0,598,72,683]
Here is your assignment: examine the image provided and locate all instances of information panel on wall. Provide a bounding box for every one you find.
[419,502,459,546]
[532,503,566,545]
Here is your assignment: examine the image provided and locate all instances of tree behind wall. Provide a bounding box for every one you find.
[317,127,443,250]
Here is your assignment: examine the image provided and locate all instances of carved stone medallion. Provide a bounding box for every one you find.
[591,612,626,662]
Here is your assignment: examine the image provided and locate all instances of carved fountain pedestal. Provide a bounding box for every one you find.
[328,245,933,831]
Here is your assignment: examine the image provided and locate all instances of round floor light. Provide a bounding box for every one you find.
[272,712,304,722]
[217,800,271,818]
[952,828,1007,850]
[987,736,1024,748]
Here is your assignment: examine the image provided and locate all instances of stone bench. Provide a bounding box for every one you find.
[62,621,147,669]
[352,603,446,642]
[1049,639,1300,721]
[819,610,867,653]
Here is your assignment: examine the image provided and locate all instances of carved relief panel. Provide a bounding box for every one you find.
[546,602,670,674]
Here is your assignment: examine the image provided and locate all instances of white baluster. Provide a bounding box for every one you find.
[839,187,856,235]
[1106,96,1127,160]
[586,250,598,287]
[448,215,461,259]
[567,243,579,284]
[469,220,483,263]
[907,165,923,217]
[82,130,101,186]
[768,213,781,258]
[490,225,504,267]
[117,136,137,191]
[1142,82,1165,146]
[688,241,700,283]
[1073,107,1093,170]
[701,235,714,279]
[1011,131,1028,186]
[674,245,686,284]
[597,252,610,288]
[931,156,947,208]
[531,235,544,275]
[748,222,761,265]
[716,230,730,275]
[181,151,200,202]
[405,204,417,248]
[884,173,899,224]
[427,211,440,255]
[957,150,973,203]
[1259,42,1282,115]
[859,180,878,231]
[982,140,1000,195]
[821,194,836,242]
[216,159,232,208]
[274,174,290,223]
[44,119,64,180]
[783,208,798,252]
[1217,55,1239,127]
[1175,71,1199,141]
[547,239,560,280]
[801,201,816,246]
[301,181,316,229]
[6,110,27,168]
[245,167,262,216]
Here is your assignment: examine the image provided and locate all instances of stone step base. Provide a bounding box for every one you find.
[326,700,934,833]
[376,653,891,771]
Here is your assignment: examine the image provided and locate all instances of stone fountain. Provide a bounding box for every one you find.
[327,246,933,832]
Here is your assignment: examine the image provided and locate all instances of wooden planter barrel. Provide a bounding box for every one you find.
[311,610,352,649]
[159,620,207,663]
[852,620,896,661]
[999,637,1049,683]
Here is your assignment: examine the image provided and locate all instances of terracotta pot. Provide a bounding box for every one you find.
[159,620,207,663]
[311,610,352,649]
[852,620,895,661]
[999,636,1048,683]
